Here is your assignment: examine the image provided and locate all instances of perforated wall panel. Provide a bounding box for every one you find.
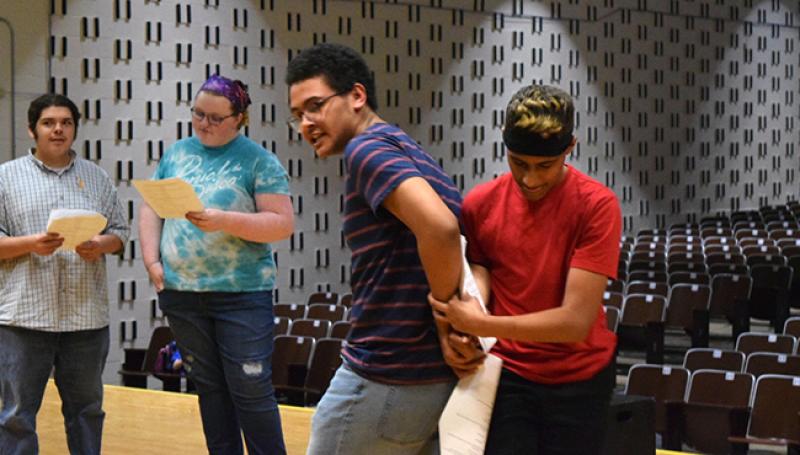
[43,0,799,381]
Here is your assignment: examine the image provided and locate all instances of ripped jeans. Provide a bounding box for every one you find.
[159,290,286,455]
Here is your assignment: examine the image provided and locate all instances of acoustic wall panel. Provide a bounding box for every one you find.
[41,0,799,382]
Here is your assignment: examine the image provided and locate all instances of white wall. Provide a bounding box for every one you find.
[0,0,50,162]
[0,0,798,384]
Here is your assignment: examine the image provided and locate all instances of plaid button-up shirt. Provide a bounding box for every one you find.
[0,150,130,331]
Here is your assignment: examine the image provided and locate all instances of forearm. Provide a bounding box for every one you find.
[138,203,163,267]
[220,211,294,243]
[0,236,34,260]
[471,306,595,343]
[416,222,462,301]
[95,234,123,255]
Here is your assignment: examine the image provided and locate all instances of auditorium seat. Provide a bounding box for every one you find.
[631,251,667,263]
[705,252,746,267]
[329,320,352,339]
[305,303,347,323]
[272,335,315,405]
[118,325,188,392]
[273,316,291,337]
[729,374,800,453]
[703,244,742,255]
[769,228,800,242]
[604,306,619,333]
[338,293,353,308]
[735,332,796,357]
[666,243,703,256]
[742,243,781,257]
[734,229,769,242]
[624,364,689,436]
[274,302,306,320]
[628,260,667,273]
[708,263,749,277]
[289,319,331,340]
[744,352,800,378]
[307,291,338,305]
[627,270,668,283]
[663,369,754,454]
[667,261,708,275]
[606,278,624,293]
[748,264,793,330]
[618,294,667,364]
[668,271,710,286]
[709,273,752,337]
[667,252,705,264]
[302,337,346,406]
[701,227,734,239]
[664,284,711,347]
[683,348,745,373]
[784,316,800,338]
[625,280,669,298]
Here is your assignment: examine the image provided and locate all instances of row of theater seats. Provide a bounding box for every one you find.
[619,316,800,453]
[604,204,800,364]
[119,291,355,401]
[273,316,351,340]
[272,335,344,407]
[625,361,800,453]
[293,291,353,308]
[274,302,350,323]
[119,325,347,407]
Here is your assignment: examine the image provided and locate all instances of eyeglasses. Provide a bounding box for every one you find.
[287,90,348,132]
[190,107,238,126]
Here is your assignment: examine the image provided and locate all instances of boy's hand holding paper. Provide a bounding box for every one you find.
[46,209,107,251]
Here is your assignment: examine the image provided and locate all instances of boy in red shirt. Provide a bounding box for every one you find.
[430,84,622,454]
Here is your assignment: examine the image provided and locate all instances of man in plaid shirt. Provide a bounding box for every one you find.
[0,94,129,454]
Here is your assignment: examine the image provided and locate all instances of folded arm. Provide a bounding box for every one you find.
[431,267,608,343]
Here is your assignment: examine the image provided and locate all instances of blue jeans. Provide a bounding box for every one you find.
[158,290,286,455]
[484,360,616,455]
[307,364,455,455]
[0,325,109,455]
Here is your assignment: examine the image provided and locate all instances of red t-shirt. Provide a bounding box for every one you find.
[462,166,622,384]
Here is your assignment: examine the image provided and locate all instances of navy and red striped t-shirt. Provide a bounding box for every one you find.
[341,123,462,384]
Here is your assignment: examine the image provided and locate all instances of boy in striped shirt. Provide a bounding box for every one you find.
[287,43,481,455]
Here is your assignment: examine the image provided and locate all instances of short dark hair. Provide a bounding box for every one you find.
[285,43,378,110]
[503,85,574,156]
[27,93,81,135]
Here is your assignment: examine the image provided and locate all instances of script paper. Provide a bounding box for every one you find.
[438,236,502,454]
[46,209,107,250]
[132,178,203,219]
[439,353,503,455]
[458,236,496,352]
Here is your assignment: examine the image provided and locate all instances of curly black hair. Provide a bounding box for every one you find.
[285,43,378,110]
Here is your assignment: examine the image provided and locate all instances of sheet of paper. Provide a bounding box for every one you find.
[439,353,503,455]
[132,178,203,219]
[460,235,496,352]
[46,209,107,250]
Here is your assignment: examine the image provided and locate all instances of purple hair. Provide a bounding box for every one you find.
[198,74,252,114]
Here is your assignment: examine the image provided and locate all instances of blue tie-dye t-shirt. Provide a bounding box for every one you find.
[153,135,290,292]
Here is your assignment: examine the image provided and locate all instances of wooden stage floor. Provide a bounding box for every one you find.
[39,381,312,454]
[39,381,695,454]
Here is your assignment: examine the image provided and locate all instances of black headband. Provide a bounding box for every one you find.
[503,128,574,157]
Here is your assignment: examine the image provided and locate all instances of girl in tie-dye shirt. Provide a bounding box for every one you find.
[139,75,293,454]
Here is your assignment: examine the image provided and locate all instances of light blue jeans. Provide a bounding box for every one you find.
[307,364,455,455]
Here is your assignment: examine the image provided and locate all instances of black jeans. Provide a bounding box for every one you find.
[485,359,616,455]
